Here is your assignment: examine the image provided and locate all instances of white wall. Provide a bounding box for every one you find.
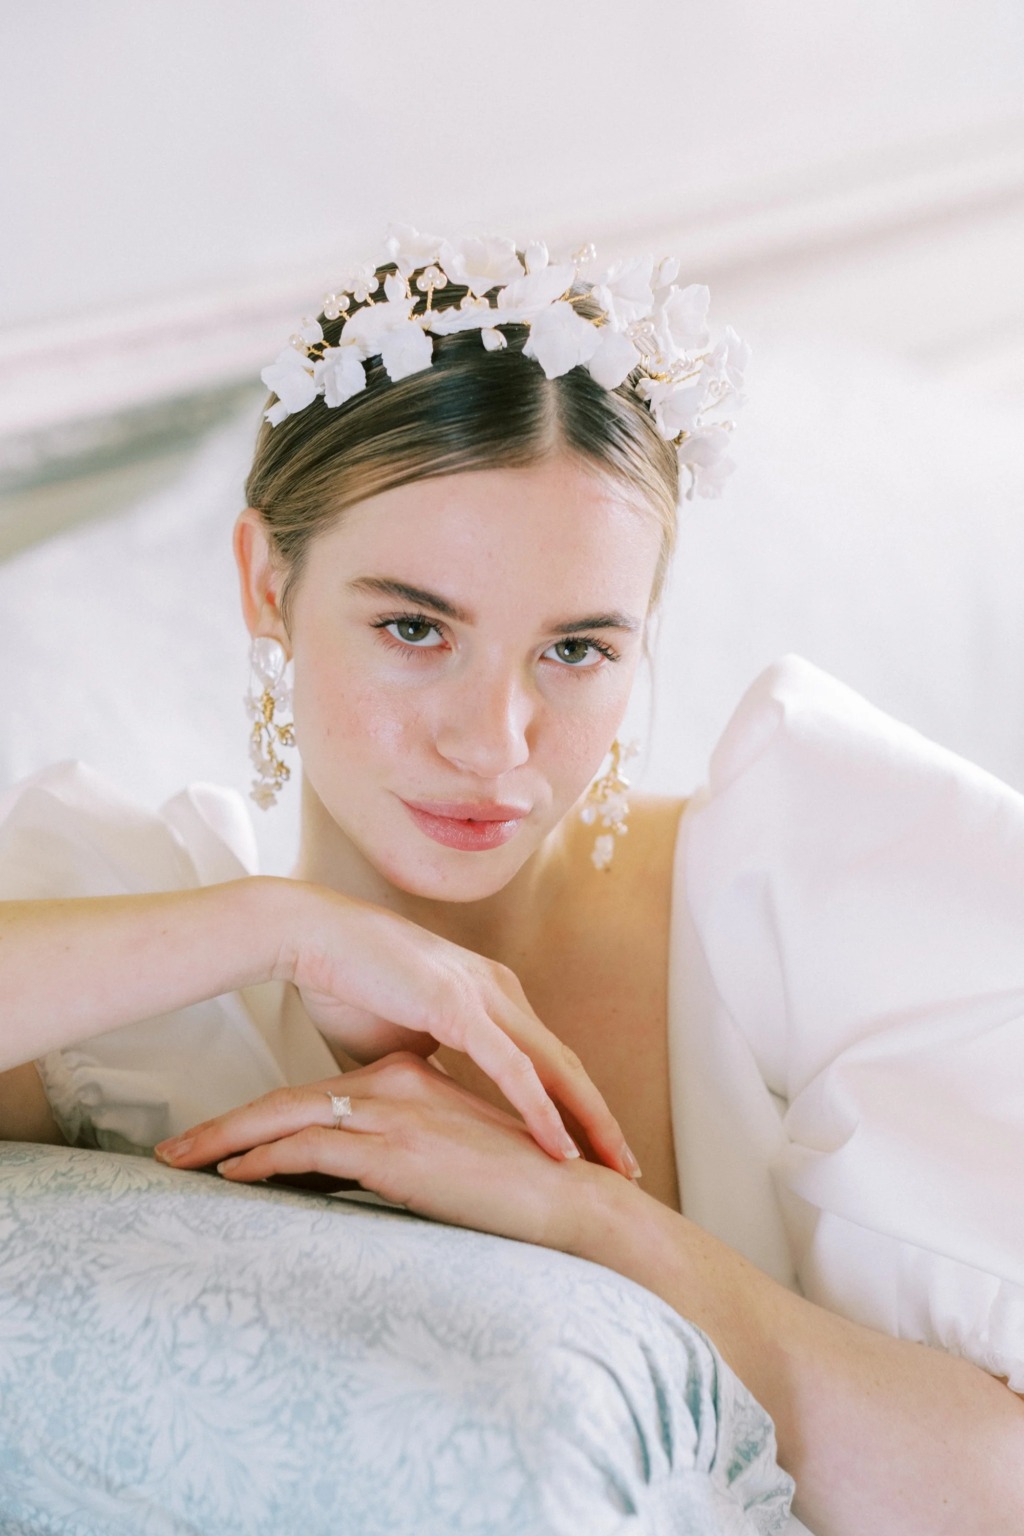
[2,1,1023,854]
[2,0,1022,471]
[2,0,1022,327]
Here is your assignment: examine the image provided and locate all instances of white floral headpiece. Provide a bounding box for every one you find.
[261,222,749,500]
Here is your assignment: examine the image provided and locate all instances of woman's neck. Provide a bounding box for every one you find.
[289,774,576,964]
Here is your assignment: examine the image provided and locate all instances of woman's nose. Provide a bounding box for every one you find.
[434,674,532,779]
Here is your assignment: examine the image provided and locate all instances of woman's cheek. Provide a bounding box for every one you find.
[540,710,623,821]
[295,662,427,781]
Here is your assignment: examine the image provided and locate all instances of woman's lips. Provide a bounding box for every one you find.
[400,799,528,852]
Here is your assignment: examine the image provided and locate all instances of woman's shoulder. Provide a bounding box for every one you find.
[558,788,686,888]
[0,760,259,900]
[555,791,687,953]
[629,791,691,839]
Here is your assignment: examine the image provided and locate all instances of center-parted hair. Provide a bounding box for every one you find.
[245,265,680,625]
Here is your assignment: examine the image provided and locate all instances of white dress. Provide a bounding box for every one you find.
[1,654,1021,1395]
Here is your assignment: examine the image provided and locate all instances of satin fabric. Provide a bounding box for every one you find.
[671,653,1023,1395]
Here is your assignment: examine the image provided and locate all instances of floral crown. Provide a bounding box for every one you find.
[261,222,749,500]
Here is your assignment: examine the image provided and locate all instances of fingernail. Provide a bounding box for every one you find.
[155,1136,192,1163]
[623,1146,643,1180]
[560,1136,581,1160]
[217,1157,241,1174]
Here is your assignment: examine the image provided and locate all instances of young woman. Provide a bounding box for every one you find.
[1,226,1021,1535]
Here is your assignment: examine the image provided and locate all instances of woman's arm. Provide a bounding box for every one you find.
[0,880,281,1142]
[0,883,635,1172]
[0,882,274,1071]
[164,1058,1024,1536]
[572,1168,1024,1536]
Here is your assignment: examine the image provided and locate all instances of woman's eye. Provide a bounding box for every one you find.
[544,638,605,668]
[383,618,444,648]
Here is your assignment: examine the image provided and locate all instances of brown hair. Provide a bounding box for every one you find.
[245,264,680,626]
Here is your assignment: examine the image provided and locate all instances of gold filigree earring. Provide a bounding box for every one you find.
[580,739,638,871]
[245,637,295,809]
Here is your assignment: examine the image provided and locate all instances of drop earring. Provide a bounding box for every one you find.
[245,636,295,809]
[580,739,638,871]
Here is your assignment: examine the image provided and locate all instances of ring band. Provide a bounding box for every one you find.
[325,1091,352,1129]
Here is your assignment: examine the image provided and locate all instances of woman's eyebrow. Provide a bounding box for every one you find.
[557,613,640,634]
[348,576,639,635]
[349,577,473,622]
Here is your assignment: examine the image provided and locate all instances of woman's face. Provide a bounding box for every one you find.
[277,453,662,901]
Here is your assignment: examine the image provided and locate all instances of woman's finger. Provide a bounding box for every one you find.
[155,1080,358,1167]
[217,1123,382,1189]
[510,1021,636,1176]
[440,1007,580,1162]
[156,1055,527,1169]
[453,981,638,1177]
[293,901,633,1175]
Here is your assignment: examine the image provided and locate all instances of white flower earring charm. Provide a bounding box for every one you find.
[580,739,639,871]
[245,637,295,810]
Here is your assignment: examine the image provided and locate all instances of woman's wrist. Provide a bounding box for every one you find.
[237,874,314,987]
[563,1162,793,1397]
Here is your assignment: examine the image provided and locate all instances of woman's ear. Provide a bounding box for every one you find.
[233,508,290,647]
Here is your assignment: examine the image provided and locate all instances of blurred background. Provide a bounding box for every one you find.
[1,0,1023,870]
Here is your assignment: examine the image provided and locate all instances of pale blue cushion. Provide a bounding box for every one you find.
[0,1143,793,1535]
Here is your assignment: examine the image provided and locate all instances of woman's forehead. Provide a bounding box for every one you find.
[316,459,661,588]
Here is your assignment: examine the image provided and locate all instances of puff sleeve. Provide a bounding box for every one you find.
[672,655,1024,1391]
[0,762,338,1152]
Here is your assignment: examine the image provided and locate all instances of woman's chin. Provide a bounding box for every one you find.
[303,784,557,904]
[384,845,530,904]
[363,818,546,904]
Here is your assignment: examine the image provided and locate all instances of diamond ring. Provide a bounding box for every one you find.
[325,1092,353,1129]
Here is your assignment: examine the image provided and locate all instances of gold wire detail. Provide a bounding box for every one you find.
[251,687,295,804]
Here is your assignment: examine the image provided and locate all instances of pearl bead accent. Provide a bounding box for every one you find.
[251,636,287,686]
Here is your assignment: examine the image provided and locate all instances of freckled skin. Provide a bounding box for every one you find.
[232,452,681,1204]
[237,452,663,918]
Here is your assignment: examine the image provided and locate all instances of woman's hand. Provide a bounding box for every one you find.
[271,881,640,1177]
[158,1054,1024,1536]
[0,876,636,1177]
[156,1052,610,1248]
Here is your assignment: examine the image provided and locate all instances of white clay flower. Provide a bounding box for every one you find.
[250,781,278,810]
[424,301,500,337]
[591,256,655,326]
[291,318,324,348]
[599,791,630,830]
[682,424,732,466]
[654,282,711,354]
[439,234,523,296]
[586,327,642,390]
[644,379,705,439]
[315,347,367,408]
[379,320,434,381]
[591,833,615,871]
[261,226,748,502]
[496,263,576,317]
[678,425,735,499]
[688,454,736,499]
[522,301,601,379]
[703,325,751,396]
[653,255,680,290]
[384,222,444,278]
[340,296,417,354]
[524,240,549,273]
[261,347,318,425]
[249,739,272,773]
[383,272,410,304]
